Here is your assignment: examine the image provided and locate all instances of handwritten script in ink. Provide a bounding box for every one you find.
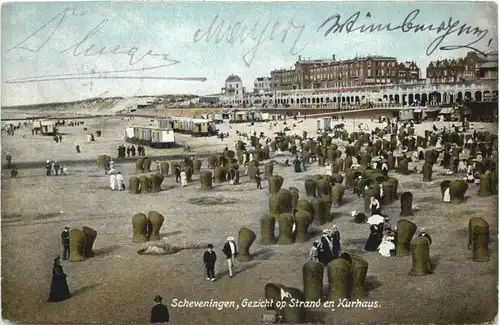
[6,8,206,84]
[193,15,309,67]
[318,9,494,56]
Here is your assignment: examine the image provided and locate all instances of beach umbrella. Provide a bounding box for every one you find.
[367,214,384,225]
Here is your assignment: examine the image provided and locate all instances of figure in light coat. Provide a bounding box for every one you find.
[222,236,238,278]
[370,197,381,215]
[325,164,332,176]
[116,172,125,191]
[443,187,451,202]
[109,173,117,190]
[180,170,187,187]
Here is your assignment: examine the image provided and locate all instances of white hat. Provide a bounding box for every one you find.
[358,176,362,179]
[351,210,357,217]
[46,160,50,163]
[227,236,234,241]
[332,225,338,231]
[322,229,331,234]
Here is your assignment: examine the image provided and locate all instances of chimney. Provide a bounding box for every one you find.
[332,54,336,61]
[298,55,302,61]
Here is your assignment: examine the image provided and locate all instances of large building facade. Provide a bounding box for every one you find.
[426,52,481,84]
[219,74,247,106]
[221,74,245,96]
[253,77,272,93]
[266,80,497,108]
[270,55,421,91]
[213,54,497,109]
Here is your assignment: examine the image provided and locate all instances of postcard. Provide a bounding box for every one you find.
[1,1,498,324]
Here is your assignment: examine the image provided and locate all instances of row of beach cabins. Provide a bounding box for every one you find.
[124,110,274,148]
[124,116,219,148]
[206,110,271,123]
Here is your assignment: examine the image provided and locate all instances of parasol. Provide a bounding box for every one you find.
[367,214,385,225]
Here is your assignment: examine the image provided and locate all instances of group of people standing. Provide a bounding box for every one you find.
[45,160,68,176]
[117,144,146,158]
[53,134,63,143]
[309,225,341,266]
[5,152,18,178]
[173,165,188,187]
[202,236,239,282]
[109,172,125,191]
[364,216,396,256]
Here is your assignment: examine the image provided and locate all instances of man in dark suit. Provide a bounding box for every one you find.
[61,227,70,260]
[151,295,170,323]
[203,244,217,281]
[175,166,181,183]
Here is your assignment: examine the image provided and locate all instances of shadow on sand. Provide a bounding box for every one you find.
[217,261,261,277]
[252,248,274,261]
[72,283,102,297]
[160,230,182,239]
[94,245,121,257]
[430,254,440,271]
[365,275,383,292]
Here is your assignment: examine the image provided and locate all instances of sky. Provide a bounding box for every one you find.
[1,1,498,106]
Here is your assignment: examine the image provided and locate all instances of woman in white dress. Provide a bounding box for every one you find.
[116,172,125,191]
[443,187,451,202]
[180,170,188,187]
[378,234,395,257]
[109,173,117,190]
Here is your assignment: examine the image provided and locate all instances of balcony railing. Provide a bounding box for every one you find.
[266,79,497,96]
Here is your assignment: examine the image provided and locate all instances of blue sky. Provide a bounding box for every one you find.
[2,1,498,106]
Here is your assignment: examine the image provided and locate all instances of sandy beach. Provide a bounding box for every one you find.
[1,114,497,324]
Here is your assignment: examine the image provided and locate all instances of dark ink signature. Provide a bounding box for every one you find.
[6,8,206,83]
[193,15,310,67]
[318,9,494,56]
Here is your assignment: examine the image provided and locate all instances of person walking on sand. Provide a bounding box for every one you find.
[203,244,217,281]
[116,172,125,190]
[151,295,170,323]
[175,166,181,183]
[54,161,60,176]
[309,241,320,262]
[222,236,238,278]
[47,255,71,302]
[6,152,12,168]
[46,160,52,176]
[61,226,70,260]
[109,173,117,191]
[255,172,263,189]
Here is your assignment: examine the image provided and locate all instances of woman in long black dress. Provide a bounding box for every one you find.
[364,224,382,251]
[318,231,334,266]
[331,226,341,259]
[47,255,71,302]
